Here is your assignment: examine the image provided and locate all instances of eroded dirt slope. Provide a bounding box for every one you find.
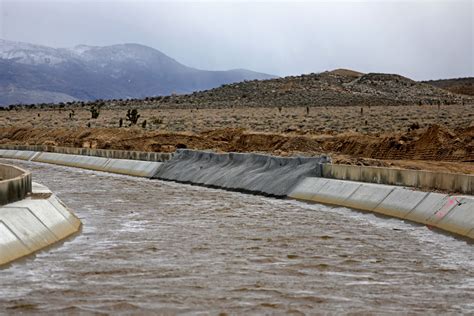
[1,124,472,174]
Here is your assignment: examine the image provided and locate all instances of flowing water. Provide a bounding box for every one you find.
[0,160,473,315]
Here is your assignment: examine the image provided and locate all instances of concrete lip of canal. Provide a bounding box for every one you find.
[0,161,81,266]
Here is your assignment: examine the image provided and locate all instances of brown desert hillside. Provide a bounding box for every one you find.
[423,77,474,96]
[120,71,472,109]
[6,69,473,110]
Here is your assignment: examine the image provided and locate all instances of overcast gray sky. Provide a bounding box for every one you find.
[0,0,472,80]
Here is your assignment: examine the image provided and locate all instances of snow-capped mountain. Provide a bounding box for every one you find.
[0,39,275,106]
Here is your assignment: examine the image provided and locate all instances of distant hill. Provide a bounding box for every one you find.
[327,68,363,78]
[0,39,275,106]
[115,69,471,109]
[422,77,474,96]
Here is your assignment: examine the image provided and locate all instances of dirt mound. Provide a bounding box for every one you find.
[325,125,473,163]
[0,124,472,173]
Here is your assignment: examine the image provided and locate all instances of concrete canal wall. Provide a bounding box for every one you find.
[153,149,331,196]
[1,146,471,194]
[322,164,473,195]
[0,149,163,178]
[0,163,32,205]
[0,147,473,239]
[0,164,81,266]
[153,150,474,240]
[288,177,474,239]
[0,145,173,162]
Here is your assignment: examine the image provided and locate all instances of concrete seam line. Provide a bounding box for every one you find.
[25,206,62,240]
[341,183,363,203]
[29,152,40,161]
[0,219,33,251]
[2,206,60,241]
[49,202,73,223]
[369,187,397,212]
[402,191,432,219]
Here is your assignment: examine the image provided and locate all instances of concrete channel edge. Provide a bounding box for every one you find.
[288,177,474,240]
[0,149,163,178]
[1,178,81,266]
[1,148,473,240]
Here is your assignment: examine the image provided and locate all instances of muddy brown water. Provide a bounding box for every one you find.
[0,160,473,314]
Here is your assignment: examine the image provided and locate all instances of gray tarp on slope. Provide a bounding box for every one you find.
[153,150,331,197]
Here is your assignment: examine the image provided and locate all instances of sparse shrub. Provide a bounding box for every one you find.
[151,117,163,125]
[126,109,140,126]
[90,105,100,119]
[68,110,75,120]
[409,122,420,131]
[119,118,123,128]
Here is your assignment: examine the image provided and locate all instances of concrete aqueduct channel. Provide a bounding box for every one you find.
[0,146,473,266]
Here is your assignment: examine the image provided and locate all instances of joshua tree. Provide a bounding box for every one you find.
[119,118,123,128]
[141,120,147,129]
[126,109,140,126]
[90,105,100,119]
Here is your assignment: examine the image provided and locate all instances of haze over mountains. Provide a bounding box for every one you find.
[0,39,275,106]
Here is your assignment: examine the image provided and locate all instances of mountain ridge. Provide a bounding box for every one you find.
[0,39,276,106]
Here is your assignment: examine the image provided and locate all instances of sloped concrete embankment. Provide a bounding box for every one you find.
[0,149,39,161]
[0,149,163,178]
[0,164,81,266]
[153,149,331,196]
[1,147,473,239]
[289,177,474,239]
[153,149,473,239]
[0,145,173,162]
[322,164,473,195]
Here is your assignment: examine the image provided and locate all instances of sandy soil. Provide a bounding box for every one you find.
[2,104,473,134]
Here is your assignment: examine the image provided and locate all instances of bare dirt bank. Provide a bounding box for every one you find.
[1,124,472,174]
